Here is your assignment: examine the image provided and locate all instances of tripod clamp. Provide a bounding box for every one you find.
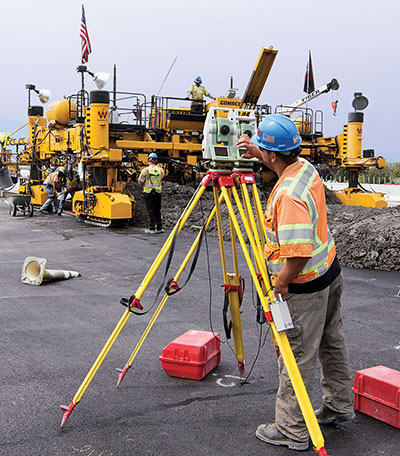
[120,295,143,313]
[165,278,180,295]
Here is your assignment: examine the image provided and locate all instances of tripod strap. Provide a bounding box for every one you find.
[222,276,245,339]
[165,221,206,296]
[222,294,232,339]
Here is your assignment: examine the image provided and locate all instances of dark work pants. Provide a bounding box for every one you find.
[40,184,57,213]
[143,191,162,230]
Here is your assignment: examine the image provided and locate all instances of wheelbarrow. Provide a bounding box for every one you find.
[4,191,34,217]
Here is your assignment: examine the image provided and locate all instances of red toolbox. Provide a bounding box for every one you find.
[353,365,400,429]
[159,330,221,381]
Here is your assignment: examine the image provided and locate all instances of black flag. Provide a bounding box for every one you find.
[303,50,315,94]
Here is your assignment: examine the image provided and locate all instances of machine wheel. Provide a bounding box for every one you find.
[10,203,17,217]
[28,204,34,217]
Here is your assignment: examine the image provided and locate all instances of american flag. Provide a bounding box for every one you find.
[80,5,92,64]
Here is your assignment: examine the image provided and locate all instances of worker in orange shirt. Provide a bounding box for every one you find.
[237,115,354,451]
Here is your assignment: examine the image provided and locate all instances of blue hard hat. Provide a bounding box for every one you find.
[251,114,302,154]
[194,76,202,84]
[149,152,158,159]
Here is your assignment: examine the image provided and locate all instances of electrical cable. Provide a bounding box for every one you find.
[240,324,270,386]
[200,196,234,354]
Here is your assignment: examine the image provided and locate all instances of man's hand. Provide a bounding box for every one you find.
[274,257,309,299]
[237,134,262,160]
[274,277,289,300]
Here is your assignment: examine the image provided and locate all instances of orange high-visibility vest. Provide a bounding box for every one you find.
[264,158,335,284]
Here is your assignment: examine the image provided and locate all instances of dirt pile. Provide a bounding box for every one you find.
[128,181,400,272]
[327,204,400,271]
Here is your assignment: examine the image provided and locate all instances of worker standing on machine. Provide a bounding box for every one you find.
[39,166,65,214]
[138,153,165,234]
[237,114,354,451]
[187,76,214,113]
[57,168,81,216]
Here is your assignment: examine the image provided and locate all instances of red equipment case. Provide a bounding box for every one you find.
[353,365,400,429]
[159,330,221,381]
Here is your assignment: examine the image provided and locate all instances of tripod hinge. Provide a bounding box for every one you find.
[232,171,256,184]
[218,175,235,187]
[200,174,212,187]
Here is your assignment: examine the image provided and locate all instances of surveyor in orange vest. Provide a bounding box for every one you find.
[237,114,354,451]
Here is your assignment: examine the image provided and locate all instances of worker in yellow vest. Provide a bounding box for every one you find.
[138,153,165,234]
[57,169,81,215]
[187,76,214,113]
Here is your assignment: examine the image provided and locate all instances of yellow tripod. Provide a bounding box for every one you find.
[59,166,329,456]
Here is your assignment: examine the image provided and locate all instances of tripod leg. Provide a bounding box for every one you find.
[213,186,245,375]
[239,182,265,267]
[60,181,209,427]
[220,186,327,455]
[116,194,224,387]
[238,184,267,274]
[247,182,280,352]
[251,182,267,245]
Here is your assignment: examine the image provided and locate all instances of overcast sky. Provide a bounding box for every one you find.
[0,0,398,161]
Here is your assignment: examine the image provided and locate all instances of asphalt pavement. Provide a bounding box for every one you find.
[0,202,399,456]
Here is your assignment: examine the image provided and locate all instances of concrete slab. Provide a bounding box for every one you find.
[0,201,399,456]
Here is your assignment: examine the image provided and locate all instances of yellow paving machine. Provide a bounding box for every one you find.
[0,47,387,227]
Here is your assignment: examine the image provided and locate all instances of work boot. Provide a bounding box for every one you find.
[57,211,62,216]
[155,228,164,234]
[314,403,355,425]
[255,424,309,451]
[144,229,156,234]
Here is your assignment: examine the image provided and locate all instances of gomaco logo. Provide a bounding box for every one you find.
[220,100,241,106]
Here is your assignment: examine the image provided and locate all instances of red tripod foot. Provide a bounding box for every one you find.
[237,360,245,376]
[60,400,76,427]
[116,365,131,387]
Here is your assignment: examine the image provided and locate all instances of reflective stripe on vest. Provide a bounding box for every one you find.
[44,171,58,185]
[190,85,206,100]
[140,165,164,193]
[264,158,335,283]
